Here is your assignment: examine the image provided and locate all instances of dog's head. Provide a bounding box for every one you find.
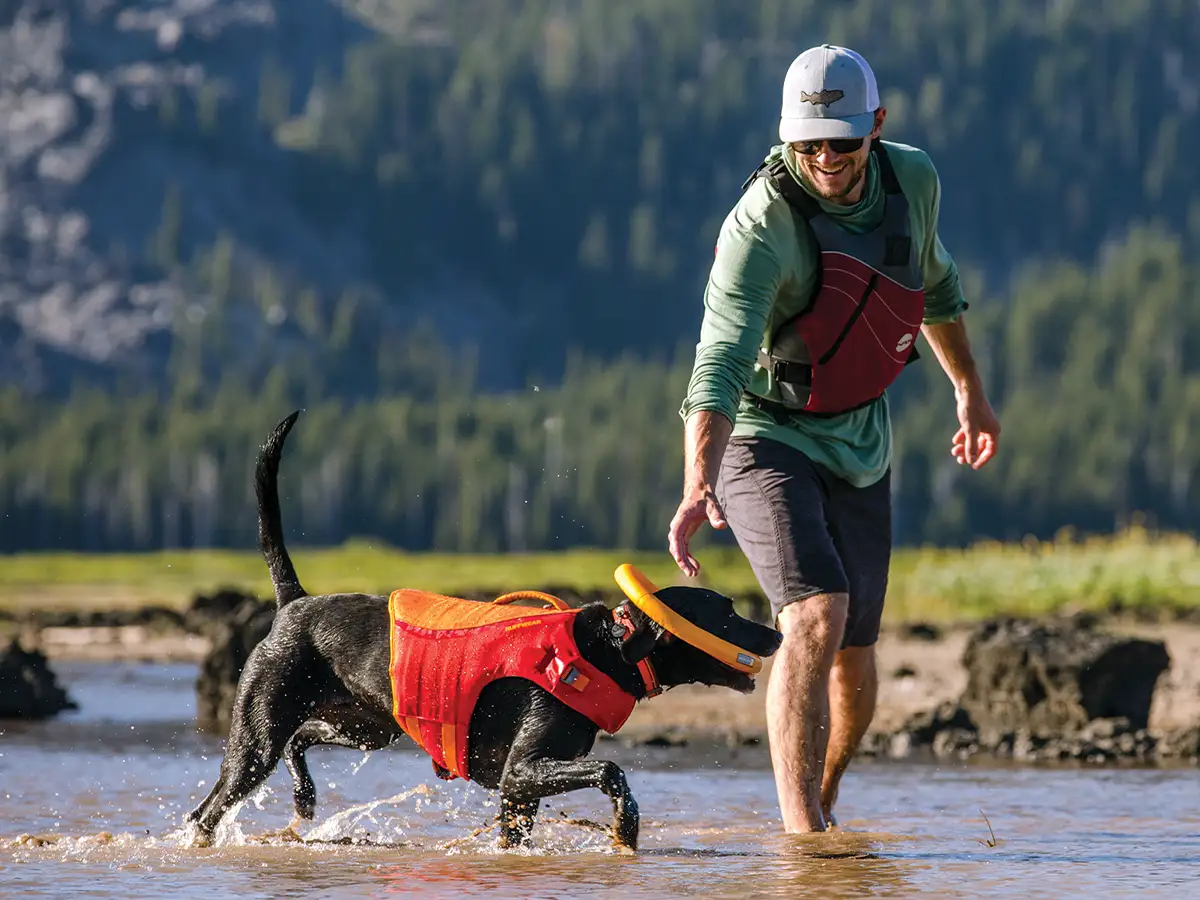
[618,585,783,694]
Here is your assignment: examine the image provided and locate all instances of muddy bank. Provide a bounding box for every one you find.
[856,615,1198,766]
[614,615,1200,766]
[7,591,1200,766]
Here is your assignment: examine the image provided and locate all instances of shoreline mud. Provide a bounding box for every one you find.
[5,594,1200,767]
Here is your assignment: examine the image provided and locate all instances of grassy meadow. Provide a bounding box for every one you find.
[1,526,1198,625]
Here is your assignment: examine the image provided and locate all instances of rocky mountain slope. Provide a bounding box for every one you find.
[3,1,1197,400]
[0,0,467,394]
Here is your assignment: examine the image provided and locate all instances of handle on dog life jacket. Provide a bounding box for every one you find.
[492,590,572,611]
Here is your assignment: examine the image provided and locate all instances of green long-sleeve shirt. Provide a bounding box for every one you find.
[680,140,967,488]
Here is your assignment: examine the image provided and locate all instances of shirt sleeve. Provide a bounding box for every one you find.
[919,164,968,325]
[679,218,782,425]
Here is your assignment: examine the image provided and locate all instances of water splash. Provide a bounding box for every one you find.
[302,783,436,845]
[158,784,272,849]
[350,750,374,776]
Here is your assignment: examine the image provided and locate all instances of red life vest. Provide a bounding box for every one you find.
[744,142,925,417]
[387,589,636,781]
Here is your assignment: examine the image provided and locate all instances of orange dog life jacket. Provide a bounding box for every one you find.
[387,589,637,781]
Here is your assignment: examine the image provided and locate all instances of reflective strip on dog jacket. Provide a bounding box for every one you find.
[387,589,636,781]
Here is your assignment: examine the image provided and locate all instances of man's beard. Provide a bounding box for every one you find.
[812,157,867,201]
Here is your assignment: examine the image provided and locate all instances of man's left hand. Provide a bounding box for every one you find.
[951,389,1000,469]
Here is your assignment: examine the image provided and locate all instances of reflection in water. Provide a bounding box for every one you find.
[3,662,1200,898]
[366,830,925,898]
[765,833,915,897]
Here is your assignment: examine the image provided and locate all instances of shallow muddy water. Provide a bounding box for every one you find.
[2,661,1199,897]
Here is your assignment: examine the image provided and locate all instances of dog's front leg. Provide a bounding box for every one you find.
[500,758,639,851]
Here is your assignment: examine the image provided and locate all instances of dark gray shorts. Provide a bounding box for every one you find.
[714,435,892,648]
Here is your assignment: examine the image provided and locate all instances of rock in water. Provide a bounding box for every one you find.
[185,588,265,639]
[0,639,78,719]
[193,594,275,734]
[959,616,1170,736]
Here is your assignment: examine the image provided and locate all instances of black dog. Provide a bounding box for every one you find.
[186,411,782,850]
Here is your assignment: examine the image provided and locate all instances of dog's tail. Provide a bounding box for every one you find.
[256,410,307,608]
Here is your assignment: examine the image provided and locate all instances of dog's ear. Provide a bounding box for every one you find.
[619,604,664,664]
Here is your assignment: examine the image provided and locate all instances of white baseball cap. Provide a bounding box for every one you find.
[779,44,880,143]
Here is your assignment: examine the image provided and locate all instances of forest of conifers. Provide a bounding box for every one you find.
[4,0,1199,552]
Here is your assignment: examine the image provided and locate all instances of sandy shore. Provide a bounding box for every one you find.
[623,621,1200,742]
[24,617,1200,744]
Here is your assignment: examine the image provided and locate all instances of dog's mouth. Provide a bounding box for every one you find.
[681,659,758,695]
[728,670,757,694]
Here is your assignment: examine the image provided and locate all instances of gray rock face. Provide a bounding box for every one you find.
[0,0,377,392]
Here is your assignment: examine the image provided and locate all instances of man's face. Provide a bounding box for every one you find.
[790,108,886,205]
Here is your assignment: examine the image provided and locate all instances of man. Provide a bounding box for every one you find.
[667,44,1000,833]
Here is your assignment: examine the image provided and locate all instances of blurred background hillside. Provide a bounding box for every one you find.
[1,0,1198,554]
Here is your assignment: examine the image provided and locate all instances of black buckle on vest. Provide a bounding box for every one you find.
[772,359,813,386]
[758,348,814,388]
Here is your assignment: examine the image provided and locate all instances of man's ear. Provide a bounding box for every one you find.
[619,605,663,664]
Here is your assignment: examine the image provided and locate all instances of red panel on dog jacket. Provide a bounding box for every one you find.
[387,589,636,781]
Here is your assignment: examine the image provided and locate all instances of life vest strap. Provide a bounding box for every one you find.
[756,349,813,387]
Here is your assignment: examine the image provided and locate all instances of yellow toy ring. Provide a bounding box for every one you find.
[613,564,762,675]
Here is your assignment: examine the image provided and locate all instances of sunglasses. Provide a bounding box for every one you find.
[792,137,867,155]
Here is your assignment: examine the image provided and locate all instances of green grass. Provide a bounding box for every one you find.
[1,527,1198,624]
[886,526,1200,621]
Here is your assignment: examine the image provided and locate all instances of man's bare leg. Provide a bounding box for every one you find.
[820,645,878,828]
[766,594,848,833]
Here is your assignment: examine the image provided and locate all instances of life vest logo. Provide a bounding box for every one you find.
[504,619,542,631]
[895,333,914,353]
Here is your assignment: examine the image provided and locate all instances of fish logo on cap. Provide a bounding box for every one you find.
[799,89,844,107]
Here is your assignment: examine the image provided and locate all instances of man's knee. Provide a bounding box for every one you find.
[776,593,849,644]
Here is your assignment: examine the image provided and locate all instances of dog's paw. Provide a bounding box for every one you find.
[611,829,639,853]
[611,820,638,855]
[612,796,640,852]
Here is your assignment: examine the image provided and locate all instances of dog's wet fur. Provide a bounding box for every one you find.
[186,411,783,850]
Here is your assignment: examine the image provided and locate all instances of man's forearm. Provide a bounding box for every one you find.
[683,410,734,493]
[921,317,984,395]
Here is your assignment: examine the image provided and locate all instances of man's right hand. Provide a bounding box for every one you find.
[667,484,728,577]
